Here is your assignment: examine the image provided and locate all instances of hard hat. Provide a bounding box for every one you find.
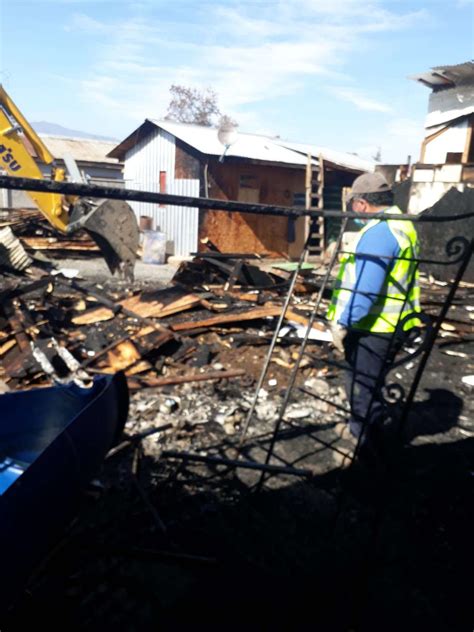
[347,172,391,200]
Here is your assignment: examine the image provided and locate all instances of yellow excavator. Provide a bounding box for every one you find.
[0,85,139,280]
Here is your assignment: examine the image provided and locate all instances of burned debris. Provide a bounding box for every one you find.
[0,235,335,395]
[1,196,472,473]
[1,175,473,630]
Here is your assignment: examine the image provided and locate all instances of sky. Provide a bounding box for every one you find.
[0,0,473,163]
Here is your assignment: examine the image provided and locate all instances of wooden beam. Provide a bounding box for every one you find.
[127,368,246,389]
[462,114,474,164]
[420,125,449,163]
[170,305,283,331]
[21,237,99,251]
[72,288,202,325]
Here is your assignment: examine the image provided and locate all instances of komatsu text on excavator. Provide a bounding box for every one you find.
[0,85,139,280]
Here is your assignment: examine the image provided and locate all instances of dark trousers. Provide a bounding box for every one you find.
[343,330,402,442]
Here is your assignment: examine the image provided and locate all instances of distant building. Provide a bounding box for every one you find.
[2,135,124,209]
[38,135,124,187]
[377,62,474,282]
[407,61,474,212]
[109,119,373,258]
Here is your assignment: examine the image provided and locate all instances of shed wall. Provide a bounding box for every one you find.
[200,161,306,257]
[123,128,198,256]
[424,120,468,163]
[427,84,474,127]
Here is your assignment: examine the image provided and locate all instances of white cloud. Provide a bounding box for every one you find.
[66,13,107,33]
[353,116,425,163]
[384,117,425,161]
[41,0,137,3]
[330,87,393,113]
[212,6,286,39]
[282,0,428,32]
[386,117,425,140]
[62,1,426,135]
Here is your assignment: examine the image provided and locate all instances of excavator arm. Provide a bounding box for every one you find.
[0,85,139,280]
[0,85,70,232]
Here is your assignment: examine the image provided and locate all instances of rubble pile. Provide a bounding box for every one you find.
[1,243,472,411]
[0,253,332,395]
[0,208,98,258]
[0,246,361,484]
[1,246,473,630]
[3,246,472,491]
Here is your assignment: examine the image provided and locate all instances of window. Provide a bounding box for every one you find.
[446,152,462,164]
[239,174,258,189]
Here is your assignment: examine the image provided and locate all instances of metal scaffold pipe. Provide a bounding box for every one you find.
[1,176,474,223]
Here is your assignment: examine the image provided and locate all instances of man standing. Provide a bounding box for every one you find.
[327,172,421,452]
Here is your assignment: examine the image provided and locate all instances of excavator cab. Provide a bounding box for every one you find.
[0,85,139,281]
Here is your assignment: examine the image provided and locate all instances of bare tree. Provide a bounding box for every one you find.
[165,85,221,126]
[165,85,238,129]
[218,114,238,130]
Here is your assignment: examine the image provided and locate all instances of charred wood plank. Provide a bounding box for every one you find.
[170,305,283,331]
[127,368,245,389]
[21,237,99,251]
[71,286,202,325]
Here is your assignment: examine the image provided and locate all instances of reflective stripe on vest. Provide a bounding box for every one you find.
[326,207,421,333]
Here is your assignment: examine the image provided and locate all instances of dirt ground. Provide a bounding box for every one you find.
[56,257,179,285]
[2,260,473,631]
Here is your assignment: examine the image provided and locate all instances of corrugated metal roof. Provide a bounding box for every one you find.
[411,72,454,89]
[411,61,474,130]
[411,61,474,89]
[110,120,372,172]
[273,139,374,172]
[150,119,317,166]
[39,135,121,165]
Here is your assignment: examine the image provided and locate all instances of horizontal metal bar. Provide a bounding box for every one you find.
[190,252,265,259]
[161,450,313,477]
[1,175,473,223]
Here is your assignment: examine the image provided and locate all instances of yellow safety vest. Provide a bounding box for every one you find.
[327,207,421,333]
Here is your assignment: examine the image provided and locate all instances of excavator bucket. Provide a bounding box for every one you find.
[70,199,139,282]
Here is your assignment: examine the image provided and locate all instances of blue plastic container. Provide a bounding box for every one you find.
[0,374,128,609]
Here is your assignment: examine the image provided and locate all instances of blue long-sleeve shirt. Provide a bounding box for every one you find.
[339,221,400,328]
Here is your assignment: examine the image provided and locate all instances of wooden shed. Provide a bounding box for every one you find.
[109,120,373,258]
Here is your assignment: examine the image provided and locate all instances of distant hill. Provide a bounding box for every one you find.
[32,121,117,142]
